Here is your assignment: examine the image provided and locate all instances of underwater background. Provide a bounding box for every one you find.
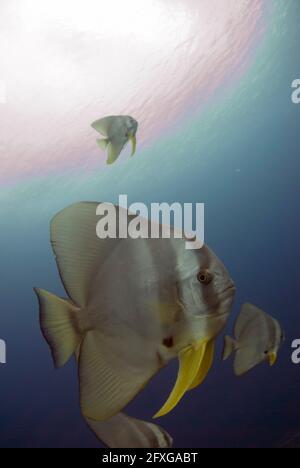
[0,0,299,448]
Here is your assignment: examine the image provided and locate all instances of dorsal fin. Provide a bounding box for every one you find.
[91,116,117,137]
[50,202,127,307]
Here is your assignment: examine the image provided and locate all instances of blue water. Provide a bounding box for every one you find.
[0,0,299,447]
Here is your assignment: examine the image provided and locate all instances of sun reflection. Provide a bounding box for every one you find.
[18,0,191,46]
[0,0,264,181]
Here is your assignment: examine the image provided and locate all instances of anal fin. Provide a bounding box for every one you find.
[79,331,158,421]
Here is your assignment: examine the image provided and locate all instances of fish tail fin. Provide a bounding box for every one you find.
[97,138,109,150]
[222,335,237,361]
[34,288,83,369]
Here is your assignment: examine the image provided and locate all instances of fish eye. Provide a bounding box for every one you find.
[197,270,212,285]
[264,350,268,355]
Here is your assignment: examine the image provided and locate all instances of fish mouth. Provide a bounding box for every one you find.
[201,284,235,314]
[189,284,235,320]
[219,284,236,300]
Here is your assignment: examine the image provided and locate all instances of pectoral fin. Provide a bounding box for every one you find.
[97,138,109,150]
[153,340,208,419]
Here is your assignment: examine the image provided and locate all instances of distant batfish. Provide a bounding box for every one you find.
[34,202,235,445]
[91,115,138,164]
[222,302,284,376]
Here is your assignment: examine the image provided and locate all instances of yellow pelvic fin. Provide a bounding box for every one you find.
[188,340,215,390]
[268,351,277,366]
[153,340,208,419]
[128,133,137,156]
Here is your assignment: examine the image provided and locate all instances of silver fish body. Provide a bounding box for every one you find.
[91,115,138,164]
[87,229,235,365]
[35,202,235,444]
